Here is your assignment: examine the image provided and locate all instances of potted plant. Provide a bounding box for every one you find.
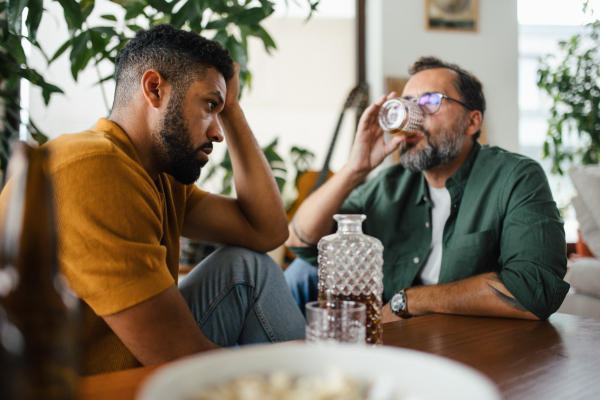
[537,5,600,175]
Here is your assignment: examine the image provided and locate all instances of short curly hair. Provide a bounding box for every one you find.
[409,57,485,140]
[112,24,234,110]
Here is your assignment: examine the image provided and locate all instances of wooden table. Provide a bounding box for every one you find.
[77,313,600,400]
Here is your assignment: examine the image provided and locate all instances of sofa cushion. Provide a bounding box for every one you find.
[569,166,600,257]
[571,196,600,258]
[565,257,600,298]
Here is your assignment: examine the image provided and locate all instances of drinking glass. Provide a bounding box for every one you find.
[305,300,366,345]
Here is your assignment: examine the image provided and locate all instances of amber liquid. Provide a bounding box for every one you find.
[319,290,382,345]
[389,127,417,137]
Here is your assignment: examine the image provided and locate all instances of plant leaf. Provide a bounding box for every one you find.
[146,0,172,14]
[92,26,118,37]
[69,31,91,80]
[80,0,95,21]
[126,24,144,32]
[28,119,48,145]
[50,37,73,63]
[25,0,43,42]
[100,14,117,21]
[55,0,84,30]
[92,74,115,86]
[237,6,272,25]
[7,0,28,35]
[204,19,228,30]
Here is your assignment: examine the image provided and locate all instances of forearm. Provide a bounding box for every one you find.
[286,165,365,247]
[219,105,288,244]
[287,94,404,247]
[103,285,221,366]
[405,272,539,320]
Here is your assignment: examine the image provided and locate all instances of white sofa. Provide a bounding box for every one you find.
[557,166,600,319]
[558,257,600,319]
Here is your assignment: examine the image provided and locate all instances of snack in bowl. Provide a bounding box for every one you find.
[195,368,399,400]
[194,368,414,400]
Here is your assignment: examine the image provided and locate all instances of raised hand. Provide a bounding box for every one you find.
[220,62,241,119]
[346,92,406,180]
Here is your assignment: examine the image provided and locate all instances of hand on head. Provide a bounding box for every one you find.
[221,62,241,116]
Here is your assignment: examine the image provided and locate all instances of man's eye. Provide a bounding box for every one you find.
[208,101,217,112]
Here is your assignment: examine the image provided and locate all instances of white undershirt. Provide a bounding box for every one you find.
[419,184,452,286]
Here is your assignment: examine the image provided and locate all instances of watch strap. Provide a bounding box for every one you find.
[393,288,413,319]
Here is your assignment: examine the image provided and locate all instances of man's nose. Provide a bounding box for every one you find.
[208,120,224,143]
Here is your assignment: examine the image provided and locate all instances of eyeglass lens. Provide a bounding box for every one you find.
[417,93,442,114]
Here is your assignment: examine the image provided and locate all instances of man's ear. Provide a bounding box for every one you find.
[465,110,483,137]
[141,69,170,109]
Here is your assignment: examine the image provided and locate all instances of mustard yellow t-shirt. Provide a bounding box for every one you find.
[0,119,208,375]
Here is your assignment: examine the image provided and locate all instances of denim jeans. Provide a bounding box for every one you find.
[284,257,319,317]
[178,246,306,347]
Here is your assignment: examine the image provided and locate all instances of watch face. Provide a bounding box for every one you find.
[391,293,404,313]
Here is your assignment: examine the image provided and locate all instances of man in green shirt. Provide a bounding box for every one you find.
[286,57,569,321]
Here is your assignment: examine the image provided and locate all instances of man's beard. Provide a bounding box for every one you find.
[154,94,212,185]
[399,114,468,172]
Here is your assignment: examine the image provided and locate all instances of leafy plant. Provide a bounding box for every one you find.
[0,0,63,170]
[0,0,320,171]
[201,138,314,203]
[537,2,600,174]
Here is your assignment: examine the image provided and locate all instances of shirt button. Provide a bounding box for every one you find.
[423,196,428,202]
[425,222,430,228]
[413,257,420,264]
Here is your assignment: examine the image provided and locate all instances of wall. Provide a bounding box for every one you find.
[367,0,519,152]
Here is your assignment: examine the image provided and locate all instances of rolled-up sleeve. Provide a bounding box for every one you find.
[498,159,570,319]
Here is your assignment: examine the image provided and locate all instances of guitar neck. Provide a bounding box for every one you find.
[311,109,346,193]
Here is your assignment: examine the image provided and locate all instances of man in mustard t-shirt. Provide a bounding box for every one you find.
[0,24,305,375]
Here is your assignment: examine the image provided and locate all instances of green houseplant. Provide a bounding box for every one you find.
[0,0,320,174]
[201,138,315,202]
[0,0,62,172]
[537,2,600,175]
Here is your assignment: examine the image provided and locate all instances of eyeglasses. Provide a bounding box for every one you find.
[404,92,474,115]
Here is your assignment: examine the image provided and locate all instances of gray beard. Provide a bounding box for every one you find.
[399,115,467,172]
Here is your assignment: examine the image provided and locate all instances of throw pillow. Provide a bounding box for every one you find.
[569,166,600,258]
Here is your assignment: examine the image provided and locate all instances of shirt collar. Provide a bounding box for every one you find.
[91,118,144,168]
[446,141,482,190]
[414,141,482,205]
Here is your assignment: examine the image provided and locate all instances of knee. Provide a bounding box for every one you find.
[216,245,283,282]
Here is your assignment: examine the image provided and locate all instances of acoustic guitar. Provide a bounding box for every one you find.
[284,84,368,259]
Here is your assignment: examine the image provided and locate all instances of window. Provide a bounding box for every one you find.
[518,0,598,242]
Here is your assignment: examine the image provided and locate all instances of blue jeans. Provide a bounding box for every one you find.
[284,257,319,316]
[178,246,306,347]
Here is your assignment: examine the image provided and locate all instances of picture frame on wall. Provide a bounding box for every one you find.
[426,0,479,32]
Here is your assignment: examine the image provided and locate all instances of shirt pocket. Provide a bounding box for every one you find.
[443,229,500,282]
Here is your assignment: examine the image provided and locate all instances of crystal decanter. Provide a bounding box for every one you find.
[317,214,384,345]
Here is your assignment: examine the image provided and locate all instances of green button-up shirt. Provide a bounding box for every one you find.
[291,142,569,320]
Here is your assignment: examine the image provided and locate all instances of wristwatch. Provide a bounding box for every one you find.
[390,289,413,318]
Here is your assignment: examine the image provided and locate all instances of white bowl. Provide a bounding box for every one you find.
[137,343,501,400]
